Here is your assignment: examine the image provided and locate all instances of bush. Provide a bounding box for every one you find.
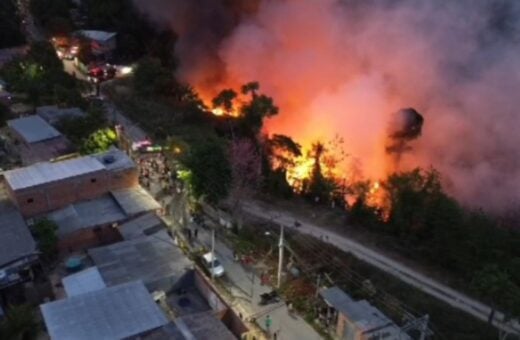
[33,219,58,261]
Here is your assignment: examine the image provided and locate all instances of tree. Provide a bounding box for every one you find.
[229,138,262,230]
[471,265,520,319]
[0,42,80,106]
[182,139,232,204]
[240,93,278,135]
[302,142,337,203]
[57,103,107,146]
[383,168,444,238]
[148,30,178,68]
[33,219,58,261]
[264,134,301,170]
[133,58,174,96]
[0,305,39,340]
[241,81,259,98]
[30,0,73,35]
[212,89,237,115]
[80,128,117,154]
[0,103,11,127]
[0,0,25,48]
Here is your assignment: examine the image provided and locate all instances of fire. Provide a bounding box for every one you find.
[209,106,241,117]
[286,153,314,191]
[211,107,225,116]
[366,180,390,220]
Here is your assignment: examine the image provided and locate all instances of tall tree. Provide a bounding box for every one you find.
[229,138,262,230]
[33,219,58,261]
[212,89,237,115]
[133,58,173,96]
[182,139,232,204]
[241,81,259,98]
[240,93,278,135]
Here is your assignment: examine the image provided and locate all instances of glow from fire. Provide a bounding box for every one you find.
[286,152,314,191]
[211,107,226,116]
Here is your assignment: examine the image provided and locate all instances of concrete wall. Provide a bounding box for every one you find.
[193,269,249,339]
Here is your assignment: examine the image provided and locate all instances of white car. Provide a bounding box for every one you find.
[202,252,225,278]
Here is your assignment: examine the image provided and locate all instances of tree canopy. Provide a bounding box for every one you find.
[0,304,39,340]
[349,168,520,318]
[181,139,232,204]
[133,58,174,96]
[80,128,117,154]
[33,219,58,261]
[0,42,83,107]
[0,0,25,48]
[30,0,74,35]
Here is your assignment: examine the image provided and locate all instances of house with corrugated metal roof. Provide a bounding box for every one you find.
[3,147,138,217]
[7,115,74,165]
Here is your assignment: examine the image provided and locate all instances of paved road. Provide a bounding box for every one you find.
[194,226,323,340]
[242,201,520,336]
[63,60,88,81]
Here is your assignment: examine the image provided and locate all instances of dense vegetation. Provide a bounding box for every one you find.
[0,304,39,340]
[0,42,85,107]
[350,168,520,318]
[0,0,25,48]
[32,219,58,261]
[30,0,74,36]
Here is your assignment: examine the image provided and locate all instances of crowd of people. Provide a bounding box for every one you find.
[137,152,173,194]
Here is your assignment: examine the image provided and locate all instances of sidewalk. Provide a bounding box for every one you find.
[192,226,322,340]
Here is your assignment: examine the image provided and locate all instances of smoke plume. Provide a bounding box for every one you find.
[134,0,520,213]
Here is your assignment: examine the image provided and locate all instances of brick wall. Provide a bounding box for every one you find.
[108,168,138,191]
[6,159,139,217]
[58,225,122,254]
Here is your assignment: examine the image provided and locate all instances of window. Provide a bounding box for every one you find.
[90,178,97,183]
[27,198,34,203]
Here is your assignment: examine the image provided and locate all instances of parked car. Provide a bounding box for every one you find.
[202,252,225,278]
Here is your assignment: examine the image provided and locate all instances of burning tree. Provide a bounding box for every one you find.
[210,82,279,137]
[262,134,302,197]
[284,136,348,206]
[212,88,238,116]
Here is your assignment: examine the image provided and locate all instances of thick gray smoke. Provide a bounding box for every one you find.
[135,0,520,213]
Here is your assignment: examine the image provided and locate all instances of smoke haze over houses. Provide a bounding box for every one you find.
[134,0,520,213]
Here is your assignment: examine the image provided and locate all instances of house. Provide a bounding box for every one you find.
[319,286,410,340]
[0,202,38,291]
[118,212,164,240]
[36,105,86,126]
[145,312,238,340]
[45,187,161,252]
[75,30,117,57]
[7,115,74,165]
[88,231,192,292]
[3,147,138,217]
[40,280,169,340]
[61,266,106,297]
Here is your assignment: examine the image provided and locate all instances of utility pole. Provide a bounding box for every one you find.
[211,228,215,280]
[250,269,255,299]
[277,224,284,288]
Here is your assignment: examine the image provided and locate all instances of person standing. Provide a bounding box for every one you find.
[265,315,272,334]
